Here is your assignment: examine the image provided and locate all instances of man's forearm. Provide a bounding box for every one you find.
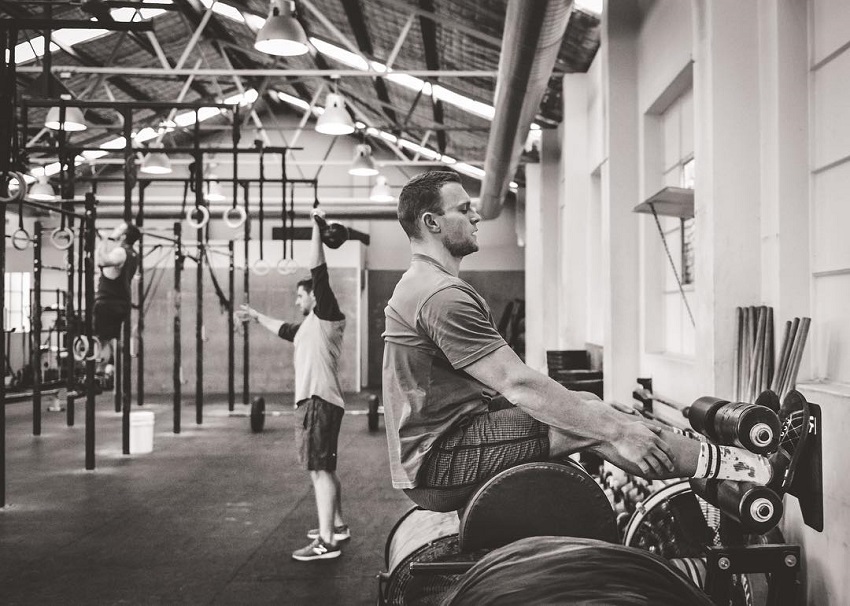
[255,312,284,335]
[309,220,325,269]
[502,373,627,448]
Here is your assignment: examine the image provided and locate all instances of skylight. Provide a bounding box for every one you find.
[13,3,167,65]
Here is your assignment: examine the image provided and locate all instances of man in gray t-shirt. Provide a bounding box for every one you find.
[383,170,808,513]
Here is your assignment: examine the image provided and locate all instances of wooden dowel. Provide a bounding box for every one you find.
[785,317,811,396]
[771,320,792,393]
[778,317,800,397]
[734,307,744,401]
[742,307,753,401]
[748,307,767,402]
[764,307,774,393]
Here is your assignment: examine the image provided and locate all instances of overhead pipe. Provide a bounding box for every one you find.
[478,0,573,220]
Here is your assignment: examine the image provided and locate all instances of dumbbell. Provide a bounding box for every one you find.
[687,396,780,454]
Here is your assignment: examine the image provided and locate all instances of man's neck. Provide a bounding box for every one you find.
[410,241,462,276]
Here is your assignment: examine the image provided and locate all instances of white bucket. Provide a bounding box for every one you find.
[129,410,155,454]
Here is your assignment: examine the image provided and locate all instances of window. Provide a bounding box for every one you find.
[654,89,695,355]
[4,272,31,333]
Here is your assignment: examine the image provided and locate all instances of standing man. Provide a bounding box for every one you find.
[94,220,140,373]
[382,170,811,512]
[241,209,349,561]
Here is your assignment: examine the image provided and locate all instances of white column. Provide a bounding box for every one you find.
[692,0,762,397]
[524,131,561,372]
[602,0,641,402]
[757,0,810,349]
[559,73,590,349]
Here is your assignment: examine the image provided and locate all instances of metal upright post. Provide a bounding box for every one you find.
[136,182,146,408]
[196,226,203,425]
[242,184,250,406]
[193,116,203,426]
[84,193,97,470]
[0,181,5,507]
[228,240,235,411]
[121,107,133,455]
[173,222,182,434]
[64,156,76,426]
[32,221,43,436]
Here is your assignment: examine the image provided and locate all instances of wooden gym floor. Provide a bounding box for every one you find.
[0,391,410,605]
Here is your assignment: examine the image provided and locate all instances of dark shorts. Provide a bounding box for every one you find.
[93,300,130,341]
[417,407,550,489]
[295,396,344,471]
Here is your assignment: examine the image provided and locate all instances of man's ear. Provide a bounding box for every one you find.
[422,212,441,234]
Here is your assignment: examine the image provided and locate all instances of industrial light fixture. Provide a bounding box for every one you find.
[45,95,87,131]
[254,0,309,57]
[28,175,56,201]
[349,144,378,177]
[369,175,393,202]
[205,165,226,202]
[140,144,172,175]
[315,93,355,135]
[206,180,226,202]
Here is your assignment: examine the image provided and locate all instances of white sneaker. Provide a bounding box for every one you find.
[306,524,351,542]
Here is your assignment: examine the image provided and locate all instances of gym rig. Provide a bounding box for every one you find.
[0,16,369,507]
[377,388,823,606]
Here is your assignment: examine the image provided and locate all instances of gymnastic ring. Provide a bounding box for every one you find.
[11,228,31,251]
[276,258,299,276]
[0,171,27,203]
[72,335,89,362]
[223,206,247,229]
[50,226,75,251]
[185,205,210,230]
[251,258,270,276]
[86,337,101,362]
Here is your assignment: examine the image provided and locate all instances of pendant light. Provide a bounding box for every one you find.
[369,175,393,202]
[140,144,172,175]
[315,93,355,135]
[28,176,56,201]
[45,95,87,132]
[349,144,378,177]
[254,0,310,57]
[205,164,226,202]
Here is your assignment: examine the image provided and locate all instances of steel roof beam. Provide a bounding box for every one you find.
[330,0,398,127]
[15,65,497,78]
[418,0,446,153]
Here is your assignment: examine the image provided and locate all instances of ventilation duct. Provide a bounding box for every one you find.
[478,0,573,219]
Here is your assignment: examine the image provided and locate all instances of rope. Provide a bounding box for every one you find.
[201,246,231,313]
[649,203,695,328]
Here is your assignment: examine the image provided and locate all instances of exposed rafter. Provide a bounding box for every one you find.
[335,0,399,127]
[418,0,446,153]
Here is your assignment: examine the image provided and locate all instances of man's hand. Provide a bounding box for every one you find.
[311,208,326,221]
[596,420,676,479]
[237,304,258,323]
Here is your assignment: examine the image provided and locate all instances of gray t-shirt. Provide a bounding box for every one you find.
[382,254,507,488]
